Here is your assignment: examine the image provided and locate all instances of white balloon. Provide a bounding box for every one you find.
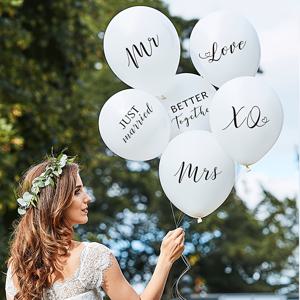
[209,76,283,165]
[190,11,261,87]
[159,130,235,219]
[99,89,171,161]
[104,6,180,96]
[161,73,216,139]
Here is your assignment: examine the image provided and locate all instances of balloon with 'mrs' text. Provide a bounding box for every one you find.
[190,11,261,87]
[209,76,283,166]
[103,6,180,96]
[159,130,235,219]
[161,73,216,139]
[99,89,171,161]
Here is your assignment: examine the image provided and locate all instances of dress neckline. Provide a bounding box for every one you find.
[53,241,88,286]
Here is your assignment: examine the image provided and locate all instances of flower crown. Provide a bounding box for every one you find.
[17,151,76,215]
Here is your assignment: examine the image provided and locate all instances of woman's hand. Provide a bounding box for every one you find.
[160,228,185,264]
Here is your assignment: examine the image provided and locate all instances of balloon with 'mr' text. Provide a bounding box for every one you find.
[159,130,235,219]
[103,6,180,96]
[190,11,261,87]
[99,89,171,161]
[209,76,283,166]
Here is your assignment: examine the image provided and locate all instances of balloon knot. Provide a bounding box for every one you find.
[245,164,252,172]
[158,94,166,100]
[197,217,203,223]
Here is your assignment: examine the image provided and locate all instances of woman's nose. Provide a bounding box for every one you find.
[83,188,92,204]
[85,194,91,204]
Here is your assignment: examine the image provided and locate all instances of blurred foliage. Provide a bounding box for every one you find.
[0,0,298,298]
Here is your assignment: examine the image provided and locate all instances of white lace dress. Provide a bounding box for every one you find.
[5,242,113,300]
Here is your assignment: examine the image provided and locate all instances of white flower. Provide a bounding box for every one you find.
[17,198,26,207]
[31,185,40,194]
[23,192,34,204]
[59,154,68,167]
[18,208,27,215]
[44,177,54,186]
[37,181,45,188]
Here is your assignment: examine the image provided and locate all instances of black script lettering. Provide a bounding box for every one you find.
[199,40,247,63]
[222,105,270,130]
[126,35,159,69]
[171,105,209,129]
[122,102,154,143]
[174,162,222,183]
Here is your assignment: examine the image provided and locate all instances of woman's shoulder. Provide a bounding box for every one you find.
[79,242,114,288]
[82,241,111,251]
[84,241,112,253]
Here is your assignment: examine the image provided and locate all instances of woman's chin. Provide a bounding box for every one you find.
[81,217,88,224]
[76,216,88,225]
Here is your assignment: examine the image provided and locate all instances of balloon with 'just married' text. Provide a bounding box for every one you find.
[99,89,171,161]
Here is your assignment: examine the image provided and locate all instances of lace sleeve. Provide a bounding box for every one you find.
[88,243,114,289]
[5,266,18,298]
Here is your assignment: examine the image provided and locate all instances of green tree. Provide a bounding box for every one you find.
[184,189,298,294]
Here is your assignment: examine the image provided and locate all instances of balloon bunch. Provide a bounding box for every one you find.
[99,7,283,222]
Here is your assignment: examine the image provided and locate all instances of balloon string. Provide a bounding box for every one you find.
[168,201,193,300]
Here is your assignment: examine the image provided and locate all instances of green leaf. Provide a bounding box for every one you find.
[37,181,45,188]
[49,178,55,187]
[68,156,76,163]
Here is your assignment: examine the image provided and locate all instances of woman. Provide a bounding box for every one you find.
[5,153,185,299]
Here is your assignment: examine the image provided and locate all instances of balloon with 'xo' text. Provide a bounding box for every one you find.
[209,76,283,166]
[190,11,261,87]
[103,6,180,96]
[99,89,171,161]
[161,73,216,139]
[159,130,235,220]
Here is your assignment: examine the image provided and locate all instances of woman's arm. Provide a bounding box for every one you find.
[5,264,19,300]
[6,293,14,300]
[102,228,185,300]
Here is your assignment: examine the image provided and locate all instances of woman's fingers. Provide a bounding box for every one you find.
[171,228,184,239]
[175,234,185,247]
[164,228,184,240]
[160,228,186,263]
[163,231,173,241]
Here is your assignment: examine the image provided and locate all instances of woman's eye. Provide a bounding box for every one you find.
[75,190,80,195]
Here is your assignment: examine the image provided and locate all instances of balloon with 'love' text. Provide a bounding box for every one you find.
[190,11,261,87]
[161,73,216,139]
[209,76,283,166]
[159,130,235,219]
[103,6,180,96]
[99,89,171,161]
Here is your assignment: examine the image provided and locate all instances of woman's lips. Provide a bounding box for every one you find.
[82,209,88,214]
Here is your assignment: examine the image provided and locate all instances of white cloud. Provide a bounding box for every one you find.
[235,169,299,209]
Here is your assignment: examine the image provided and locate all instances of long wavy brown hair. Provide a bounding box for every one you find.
[7,159,79,299]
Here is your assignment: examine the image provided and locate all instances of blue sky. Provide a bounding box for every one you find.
[163,0,299,208]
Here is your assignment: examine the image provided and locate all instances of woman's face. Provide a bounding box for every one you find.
[64,173,91,226]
